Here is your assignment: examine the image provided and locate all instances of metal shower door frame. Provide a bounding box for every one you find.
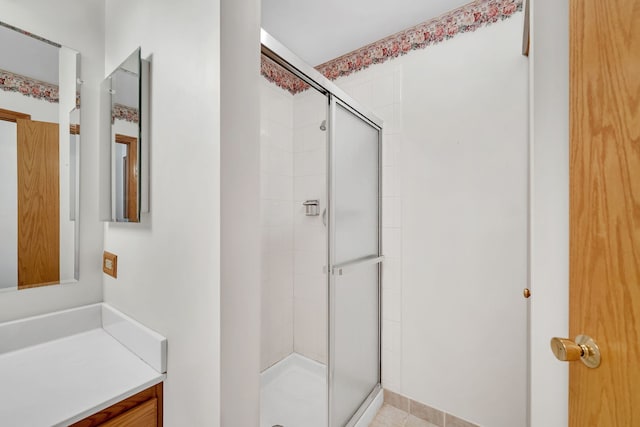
[327,95,383,427]
[260,28,383,427]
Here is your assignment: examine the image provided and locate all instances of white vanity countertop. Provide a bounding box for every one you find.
[0,304,167,427]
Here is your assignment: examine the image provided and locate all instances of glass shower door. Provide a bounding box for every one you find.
[329,99,382,427]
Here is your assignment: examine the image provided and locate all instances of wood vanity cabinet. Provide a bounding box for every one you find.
[71,383,163,427]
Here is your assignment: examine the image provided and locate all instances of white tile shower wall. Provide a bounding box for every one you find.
[292,88,328,364]
[260,79,295,371]
[335,59,404,392]
[334,14,528,427]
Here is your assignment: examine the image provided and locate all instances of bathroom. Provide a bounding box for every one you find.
[0,0,636,426]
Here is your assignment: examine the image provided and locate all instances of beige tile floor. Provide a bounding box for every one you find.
[369,404,439,427]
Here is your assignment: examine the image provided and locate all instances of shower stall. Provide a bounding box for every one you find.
[259,31,383,427]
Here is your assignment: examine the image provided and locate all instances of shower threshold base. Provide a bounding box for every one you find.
[261,353,327,427]
[260,353,383,427]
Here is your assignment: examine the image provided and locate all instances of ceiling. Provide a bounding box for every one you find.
[262,0,472,66]
[0,25,59,84]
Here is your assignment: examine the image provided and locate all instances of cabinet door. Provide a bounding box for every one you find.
[101,398,157,427]
[71,383,162,427]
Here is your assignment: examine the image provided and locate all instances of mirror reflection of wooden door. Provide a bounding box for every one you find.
[16,118,59,289]
[569,0,639,424]
[115,134,138,222]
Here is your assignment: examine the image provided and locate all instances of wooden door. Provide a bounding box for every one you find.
[569,0,640,424]
[16,119,60,289]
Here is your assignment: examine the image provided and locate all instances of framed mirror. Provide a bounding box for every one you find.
[100,48,149,223]
[0,22,80,291]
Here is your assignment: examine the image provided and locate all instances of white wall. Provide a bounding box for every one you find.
[335,14,528,427]
[0,0,104,322]
[260,79,295,371]
[0,121,17,289]
[401,16,528,426]
[529,0,569,426]
[0,90,58,123]
[220,0,261,424]
[292,88,328,365]
[103,0,222,424]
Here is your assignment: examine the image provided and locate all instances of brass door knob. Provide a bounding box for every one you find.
[550,335,601,368]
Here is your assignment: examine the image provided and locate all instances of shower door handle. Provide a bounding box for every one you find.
[331,255,384,276]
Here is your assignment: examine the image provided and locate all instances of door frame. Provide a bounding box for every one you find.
[529,0,570,426]
[114,133,139,222]
[0,108,31,123]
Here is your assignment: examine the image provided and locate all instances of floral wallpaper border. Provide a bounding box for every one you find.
[0,68,60,103]
[316,0,523,79]
[261,55,309,95]
[262,0,523,94]
[0,22,80,107]
[112,103,139,124]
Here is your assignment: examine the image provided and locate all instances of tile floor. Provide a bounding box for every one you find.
[369,404,439,427]
[262,354,433,427]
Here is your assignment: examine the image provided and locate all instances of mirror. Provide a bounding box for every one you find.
[0,22,80,291]
[100,48,149,222]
